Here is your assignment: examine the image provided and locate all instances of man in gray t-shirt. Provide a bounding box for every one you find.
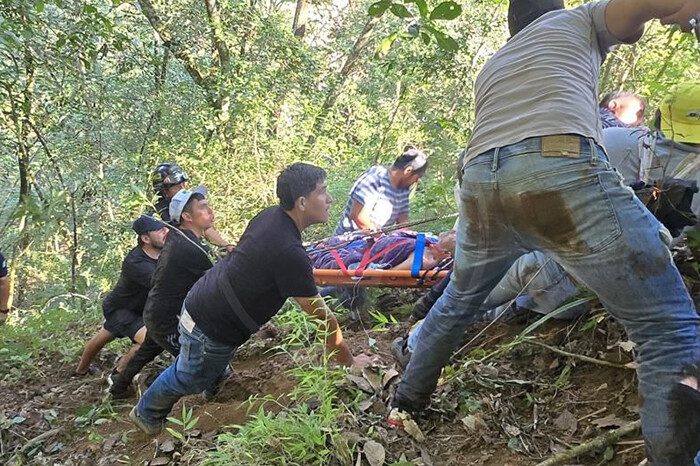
[392,1,700,464]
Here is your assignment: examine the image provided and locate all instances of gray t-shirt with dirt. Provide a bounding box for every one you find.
[465,0,636,162]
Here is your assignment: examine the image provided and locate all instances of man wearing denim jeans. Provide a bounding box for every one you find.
[391,1,700,464]
[130,163,373,434]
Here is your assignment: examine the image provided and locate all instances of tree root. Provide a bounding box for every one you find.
[535,420,642,466]
[524,340,634,370]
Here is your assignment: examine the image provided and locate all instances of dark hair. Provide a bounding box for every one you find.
[599,91,647,114]
[277,163,327,211]
[181,192,206,220]
[508,0,565,37]
[392,147,429,176]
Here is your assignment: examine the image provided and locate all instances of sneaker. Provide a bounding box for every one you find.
[391,337,412,370]
[203,365,232,402]
[129,406,162,435]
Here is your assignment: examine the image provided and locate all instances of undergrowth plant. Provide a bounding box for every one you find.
[204,302,349,466]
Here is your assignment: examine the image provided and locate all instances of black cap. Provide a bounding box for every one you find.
[508,0,565,37]
[132,215,164,235]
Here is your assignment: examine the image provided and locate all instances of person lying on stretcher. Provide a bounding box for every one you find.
[309,230,457,272]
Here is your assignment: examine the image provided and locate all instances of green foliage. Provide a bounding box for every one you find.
[205,305,348,466]
[166,404,200,446]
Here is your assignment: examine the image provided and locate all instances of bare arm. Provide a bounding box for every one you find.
[0,276,9,311]
[606,0,700,41]
[204,226,233,250]
[349,200,377,231]
[294,295,355,366]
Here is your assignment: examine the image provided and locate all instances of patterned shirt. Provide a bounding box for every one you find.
[599,107,629,129]
[335,166,411,235]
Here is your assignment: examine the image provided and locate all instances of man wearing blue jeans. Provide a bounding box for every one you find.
[130,163,372,434]
[391,1,700,464]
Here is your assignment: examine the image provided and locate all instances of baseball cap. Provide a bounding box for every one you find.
[169,185,207,223]
[660,82,700,145]
[132,215,164,235]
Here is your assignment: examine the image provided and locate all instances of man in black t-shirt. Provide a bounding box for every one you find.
[75,216,168,376]
[151,162,233,252]
[109,187,215,398]
[0,250,10,326]
[130,163,373,433]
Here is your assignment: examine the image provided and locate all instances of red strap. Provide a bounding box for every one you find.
[355,239,414,277]
[330,249,350,276]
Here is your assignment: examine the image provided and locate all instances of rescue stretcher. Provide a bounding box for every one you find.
[309,232,452,288]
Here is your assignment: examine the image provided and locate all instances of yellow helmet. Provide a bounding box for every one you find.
[660,82,700,145]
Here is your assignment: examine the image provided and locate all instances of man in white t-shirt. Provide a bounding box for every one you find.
[392,1,700,464]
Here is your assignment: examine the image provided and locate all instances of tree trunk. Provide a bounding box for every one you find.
[307,16,380,145]
[292,0,309,38]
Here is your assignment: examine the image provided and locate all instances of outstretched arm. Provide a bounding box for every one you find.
[349,200,377,231]
[606,0,700,41]
[204,226,234,252]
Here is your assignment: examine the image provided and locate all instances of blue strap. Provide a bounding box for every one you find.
[411,234,425,278]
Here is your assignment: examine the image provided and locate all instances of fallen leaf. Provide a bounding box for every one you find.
[618,341,637,353]
[341,431,363,447]
[362,367,383,393]
[461,414,481,432]
[403,418,426,442]
[382,368,399,388]
[504,424,521,437]
[149,458,170,466]
[363,440,385,466]
[102,433,121,452]
[159,440,176,454]
[346,375,374,394]
[553,410,578,433]
[507,437,523,453]
[592,414,627,428]
[358,399,374,412]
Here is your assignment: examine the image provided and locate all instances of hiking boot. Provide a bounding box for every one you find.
[391,337,412,370]
[203,365,232,402]
[129,406,162,435]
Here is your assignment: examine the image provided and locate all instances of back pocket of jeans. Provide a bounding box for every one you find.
[508,173,622,257]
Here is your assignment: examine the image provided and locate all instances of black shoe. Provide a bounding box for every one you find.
[411,297,431,322]
[391,337,412,370]
[108,371,132,400]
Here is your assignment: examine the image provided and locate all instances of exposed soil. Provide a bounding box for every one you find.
[0,284,678,466]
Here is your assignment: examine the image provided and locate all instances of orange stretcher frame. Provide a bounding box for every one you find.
[313,269,449,288]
